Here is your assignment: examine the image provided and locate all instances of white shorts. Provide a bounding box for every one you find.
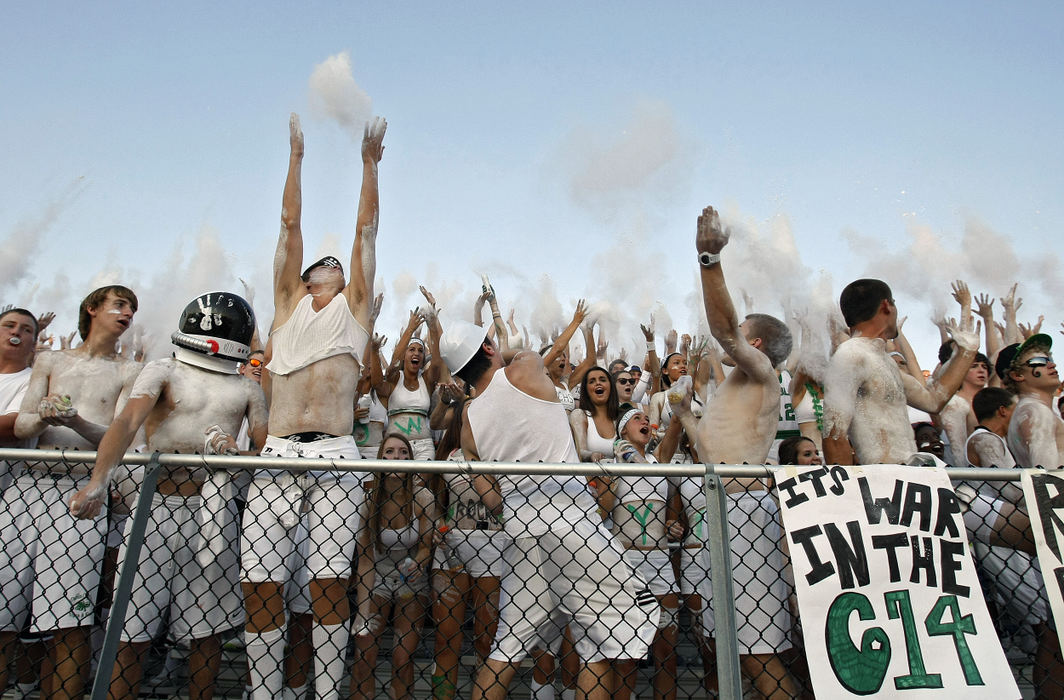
[0,473,106,633]
[700,490,793,654]
[974,543,1050,624]
[621,547,676,598]
[241,435,368,583]
[117,493,244,643]
[409,437,435,462]
[107,513,129,549]
[372,554,428,600]
[488,516,659,664]
[679,546,707,597]
[431,527,508,579]
[283,519,313,615]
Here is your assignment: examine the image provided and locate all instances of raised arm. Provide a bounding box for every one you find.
[904,319,980,414]
[569,322,597,388]
[999,284,1023,345]
[375,311,422,400]
[418,286,449,388]
[347,117,387,328]
[695,206,774,382]
[974,293,1002,366]
[541,300,588,370]
[950,280,974,334]
[273,114,306,323]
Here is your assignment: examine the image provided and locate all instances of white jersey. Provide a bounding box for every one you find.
[467,368,593,537]
[267,294,368,376]
[0,368,33,448]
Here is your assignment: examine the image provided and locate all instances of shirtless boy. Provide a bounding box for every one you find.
[997,334,1064,698]
[440,321,659,700]
[822,278,1033,551]
[0,286,140,699]
[673,205,797,699]
[69,292,267,700]
[241,113,385,700]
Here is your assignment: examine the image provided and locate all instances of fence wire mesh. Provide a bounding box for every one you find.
[0,450,1057,699]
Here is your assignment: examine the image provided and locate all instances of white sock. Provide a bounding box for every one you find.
[561,689,576,700]
[16,682,38,693]
[312,621,350,700]
[531,678,556,700]
[245,626,286,700]
[282,683,308,700]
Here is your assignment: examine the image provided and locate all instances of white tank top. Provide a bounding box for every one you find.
[388,372,431,417]
[379,521,420,551]
[555,383,575,413]
[583,410,617,457]
[613,459,671,505]
[267,294,368,376]
[467,368,592,537]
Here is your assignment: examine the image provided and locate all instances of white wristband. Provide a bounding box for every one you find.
[646,342,655,352]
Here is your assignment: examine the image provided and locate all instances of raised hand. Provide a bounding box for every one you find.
[419,285,437,310]
[950,280,971,309]
[37,311,55,336]
[999,283,1022,314]
[665,329,678,354]
[1019,315,1045,339]
[944,318,980,352]
[289,113,304,158]
[572,299,588,326]
[372,333,388,351]
[640,315,656,342]
[362,117,387,164]
[695,205,731,254]
[974,293,995,320]
[370,292,384,324]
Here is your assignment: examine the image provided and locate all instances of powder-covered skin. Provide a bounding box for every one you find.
[1008,396,1064,469]
[15,349,142,472]
[124,357,268,489]
[824,336,918,464]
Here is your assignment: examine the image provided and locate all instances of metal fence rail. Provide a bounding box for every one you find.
[0,449,1048,699]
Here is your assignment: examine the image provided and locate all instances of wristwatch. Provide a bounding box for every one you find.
[698,251,721,267]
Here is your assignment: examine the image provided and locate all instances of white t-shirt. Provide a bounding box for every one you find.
[0,367,34,448]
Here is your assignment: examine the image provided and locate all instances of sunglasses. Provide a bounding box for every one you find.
[1023,355,1053,368]
[246,357,264,368]
[616,377,634,385]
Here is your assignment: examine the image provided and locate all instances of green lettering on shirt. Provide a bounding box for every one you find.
[626,502,656,545]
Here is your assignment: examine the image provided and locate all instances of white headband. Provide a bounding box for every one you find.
[617,408,642,436]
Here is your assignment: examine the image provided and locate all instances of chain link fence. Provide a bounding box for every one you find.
[0,449,1056,699]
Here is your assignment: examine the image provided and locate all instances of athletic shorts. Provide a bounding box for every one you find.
[700,490,793,654]
[488,516,659,664]
[621,547,676,598]
[431,527,508,579]
[974,543,1050,624]
[372,555,428,600]
[679,546,708,597]
[0,473,106,633]
[241,435,367,583]
[409,437,435,462]
[117,493,244,643]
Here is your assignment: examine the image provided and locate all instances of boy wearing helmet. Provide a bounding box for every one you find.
[240,114,386,700]
[70,292,268,700]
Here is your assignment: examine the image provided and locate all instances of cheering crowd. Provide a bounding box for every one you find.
[0,114,1061,700]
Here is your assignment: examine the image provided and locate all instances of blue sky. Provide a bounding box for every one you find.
[2,2,1061,363]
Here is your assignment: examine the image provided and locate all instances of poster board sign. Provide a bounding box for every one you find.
[774,464,1018,698]
[1019,468,1064,650]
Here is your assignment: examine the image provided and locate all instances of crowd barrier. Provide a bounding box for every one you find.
[0,448,1053,699]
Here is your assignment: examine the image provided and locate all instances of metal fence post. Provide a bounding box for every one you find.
[702,465,743,700]
[90,452,162,700]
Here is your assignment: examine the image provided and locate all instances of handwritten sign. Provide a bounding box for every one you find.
[774,464,1018,698]
[1019,469,1064,652]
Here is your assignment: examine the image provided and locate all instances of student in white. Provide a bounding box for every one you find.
[0,287,139,700]
[441,320,658,700]
[70,292,267,700]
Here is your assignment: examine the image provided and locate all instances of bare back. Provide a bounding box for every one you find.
[824,336,916,464]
